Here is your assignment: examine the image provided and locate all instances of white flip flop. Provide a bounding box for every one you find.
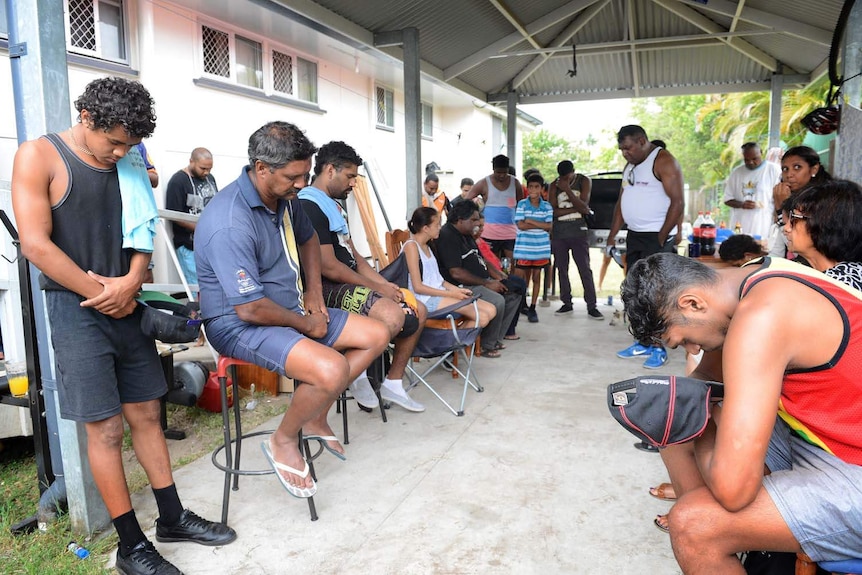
[303,434,347,461]
[261,439,317,498]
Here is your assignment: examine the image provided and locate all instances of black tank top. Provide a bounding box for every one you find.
[39,133,129,291]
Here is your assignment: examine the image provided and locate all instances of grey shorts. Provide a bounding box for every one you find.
[205,308,349,377]
[763,418,862,562]
[46,290,167,423]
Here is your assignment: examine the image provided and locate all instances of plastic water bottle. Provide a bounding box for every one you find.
[68,541,90,559]
[700,213,717,256]
[500,257,511,274]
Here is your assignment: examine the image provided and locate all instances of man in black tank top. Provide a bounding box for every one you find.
[12,77,234,575]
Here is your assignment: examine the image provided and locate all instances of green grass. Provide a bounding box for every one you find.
[0,391,286,573]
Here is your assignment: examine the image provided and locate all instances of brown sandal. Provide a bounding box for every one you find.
[649,482,677,501]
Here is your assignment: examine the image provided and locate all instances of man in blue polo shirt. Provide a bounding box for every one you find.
[195,121,390,498]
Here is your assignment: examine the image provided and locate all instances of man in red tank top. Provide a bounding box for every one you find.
[620,252,862,571]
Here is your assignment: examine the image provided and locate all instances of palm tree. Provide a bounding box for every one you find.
[696,76,830,168]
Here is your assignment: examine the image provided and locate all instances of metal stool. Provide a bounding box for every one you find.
[797,552,862,574]
[210,356,318,523]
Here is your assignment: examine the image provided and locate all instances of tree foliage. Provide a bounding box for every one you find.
[522,129,577,180]
[631,95,726,191]
[522,128,623,179]
[696,76,830,166]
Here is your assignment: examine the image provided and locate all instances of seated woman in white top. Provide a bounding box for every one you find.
[402,207,496,328]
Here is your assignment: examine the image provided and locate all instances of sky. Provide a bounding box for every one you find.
[521,99,638,145]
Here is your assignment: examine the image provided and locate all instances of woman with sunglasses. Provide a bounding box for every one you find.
[781,180,862,290]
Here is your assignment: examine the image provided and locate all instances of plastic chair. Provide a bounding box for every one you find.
[797,552,862,574]
[210,356,318,523]
[405,296,483,416]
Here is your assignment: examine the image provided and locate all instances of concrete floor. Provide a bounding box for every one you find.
[126,299,686,575]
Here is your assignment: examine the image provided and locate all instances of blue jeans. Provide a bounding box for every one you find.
[177,245,198,294]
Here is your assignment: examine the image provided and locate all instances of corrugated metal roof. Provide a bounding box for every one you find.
[296,0,844,102]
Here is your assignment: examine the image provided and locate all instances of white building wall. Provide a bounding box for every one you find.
[0,0,519,272]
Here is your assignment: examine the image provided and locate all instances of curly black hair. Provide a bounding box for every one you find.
[783,179,862,263]
[74,77,156,138]
[313,141,363,176]
[447,197,479,223]
[621,253,718,345]
[248,121,317,169]
[718,234,764,263]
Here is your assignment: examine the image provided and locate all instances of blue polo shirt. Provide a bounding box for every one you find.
[195,167,314,329]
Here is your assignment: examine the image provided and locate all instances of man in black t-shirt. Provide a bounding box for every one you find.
[436,201,521,357]
[165,147,217,288]
[299,141,426,413]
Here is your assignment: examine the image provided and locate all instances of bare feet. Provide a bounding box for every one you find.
[269,433,314,491]
[649,482,677,501]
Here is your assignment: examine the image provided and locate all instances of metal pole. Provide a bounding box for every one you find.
[767,68,783,150]
[403,27,422,219]
[506,90,518,164]
[6,0,111,534]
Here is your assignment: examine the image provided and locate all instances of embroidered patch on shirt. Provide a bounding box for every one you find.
[236,269,255,294]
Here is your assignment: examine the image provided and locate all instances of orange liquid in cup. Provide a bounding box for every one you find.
[8,375,28,397]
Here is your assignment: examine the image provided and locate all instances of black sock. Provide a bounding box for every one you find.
[113,510,146,556]
[152,484,183,526]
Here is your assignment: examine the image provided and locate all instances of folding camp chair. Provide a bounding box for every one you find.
[405,296,483,416]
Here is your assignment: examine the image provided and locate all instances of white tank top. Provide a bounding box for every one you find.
[620,147,678,234]
[404,239,445,306]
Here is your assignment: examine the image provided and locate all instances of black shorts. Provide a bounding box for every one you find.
[46,290,166,422]
[625,231,676,268]
[482,238,516,257]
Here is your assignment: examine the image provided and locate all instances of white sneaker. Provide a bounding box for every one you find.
[380,382,425,412]
[349,377,379,409]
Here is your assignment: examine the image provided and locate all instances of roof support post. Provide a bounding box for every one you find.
[6,0,111,535]
[767,69,783,150]
[374,28,422,218]
[506,90,518,166]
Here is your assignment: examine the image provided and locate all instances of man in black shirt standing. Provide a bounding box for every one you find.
[165,147,217,289]
[436,201,521,357]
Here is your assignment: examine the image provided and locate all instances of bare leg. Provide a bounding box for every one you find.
[385,301,426,380]
[529,268,542,307]
[670,486,799,574]
[273,315,390,489]
[434,296,496,329]
[122,400,174,490]
[598,254,612,291]
[85,415,134,518]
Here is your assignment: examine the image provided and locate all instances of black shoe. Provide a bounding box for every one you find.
[555,303,574,314]
[116,541,183,575]
[156,509,237,546]
[526,307,539,323]
[587,308,605,321]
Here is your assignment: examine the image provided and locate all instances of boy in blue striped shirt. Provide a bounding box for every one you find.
[514,174,554,322]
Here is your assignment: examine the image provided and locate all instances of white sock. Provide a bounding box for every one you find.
[382,378,404,393]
